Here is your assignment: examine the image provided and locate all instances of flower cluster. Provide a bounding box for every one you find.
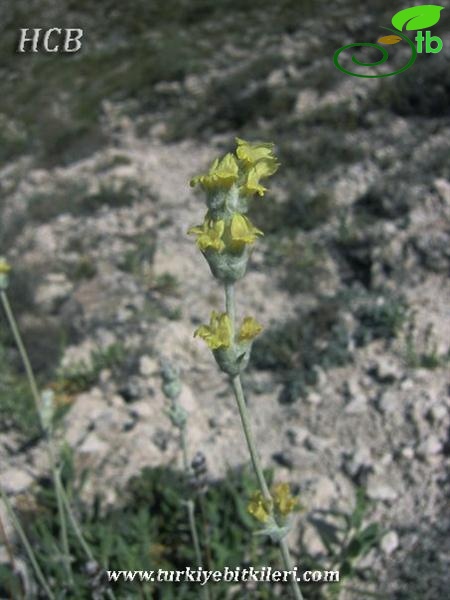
[188,138,279,284]
[194,312,262,350]
[190,138,279,200]
[247,483,299,524]
[188,139,278,376]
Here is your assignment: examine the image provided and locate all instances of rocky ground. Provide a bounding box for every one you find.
[0,1,449,599]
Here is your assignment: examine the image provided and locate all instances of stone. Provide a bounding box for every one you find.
[306,391,322,405]
[381,531,399,556]
[35,273,73,312]
[371,357,402,383]
[378,390,400,414]
[343,445,373,479]
[311,477,336,509]
[434,178,450,205]
[345,396,367,414]
[0,469,33,495]
[367,474,398,501]
[118,376,143,402]
[139,355,158,377]
[286,427,309,446]
[417,435,442,459]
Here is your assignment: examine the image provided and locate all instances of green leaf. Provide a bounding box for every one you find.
[392,5,444,31]
[350,487,368,530]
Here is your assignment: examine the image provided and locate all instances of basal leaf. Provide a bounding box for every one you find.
[378,35,402,45]
[392,5,444,31]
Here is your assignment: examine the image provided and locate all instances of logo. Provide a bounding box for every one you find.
[334,5,444,78]
[17,28,84,54]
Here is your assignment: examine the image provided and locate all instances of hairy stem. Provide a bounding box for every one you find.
[225,284,303,600]
[230,375,271,502]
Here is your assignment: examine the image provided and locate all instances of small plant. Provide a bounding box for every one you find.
[405,316,450,369]
[160,359,210,600]
[309,488,382,599]
[188,139,303,599]
[55,343,126,394]
[0,257,115,599]
[354,290,408,346]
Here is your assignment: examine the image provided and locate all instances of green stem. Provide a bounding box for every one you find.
[186,500,202,567]
[0,484,55,600]
[225,285,303,600]
[0,290,73,584]
[224,283,235,338]
[58,484,93,562]
[279,537,303,600]
[230,375,271,502]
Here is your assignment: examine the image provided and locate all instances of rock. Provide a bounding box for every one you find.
[139,355,158,377]
[429,404,447,423]
[118,376,143,402]
[378,390,400,414]
[345,396,367,414]
[286,427,309,446]
[343,445,373,480]
[401,447,414,460]
[306,391,322,405]
[311,477,336,509]
[381,531,399,556]
[370,357,402,383]
[0,469,33,495]
[413,230,450,273]
[272,450,293,469]
[79,434,109,460]
[434,178,450,205]
[367,474,398,501]
[417,435,443,459]
[35,273,73,312]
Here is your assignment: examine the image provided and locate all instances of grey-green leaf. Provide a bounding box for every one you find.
[392,5,444,31]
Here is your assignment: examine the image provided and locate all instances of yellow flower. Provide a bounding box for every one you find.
[190,153,239,190]
[238,316,263,342]
[236,138,277,167]
[240,159,279,197]
[0,258,11,275]
[188,218,225,252]
[247,491,270,523]
[272,483,298,517]
[230,214,263,246]
[194,311,232,350]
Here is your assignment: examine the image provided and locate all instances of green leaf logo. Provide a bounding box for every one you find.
[392,5,444,31]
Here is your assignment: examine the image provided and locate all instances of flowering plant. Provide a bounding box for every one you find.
[189,139,303,599]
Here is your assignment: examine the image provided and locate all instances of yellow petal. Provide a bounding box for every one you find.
[272,483,299,517]
[247,491,270,523]
[190,154,239,189]
[240,159,278,197]
[188,218,225,252]
[236,138,277,166]
[193,311,232,349]
[238,316,263,342]
[230,213,250,241]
